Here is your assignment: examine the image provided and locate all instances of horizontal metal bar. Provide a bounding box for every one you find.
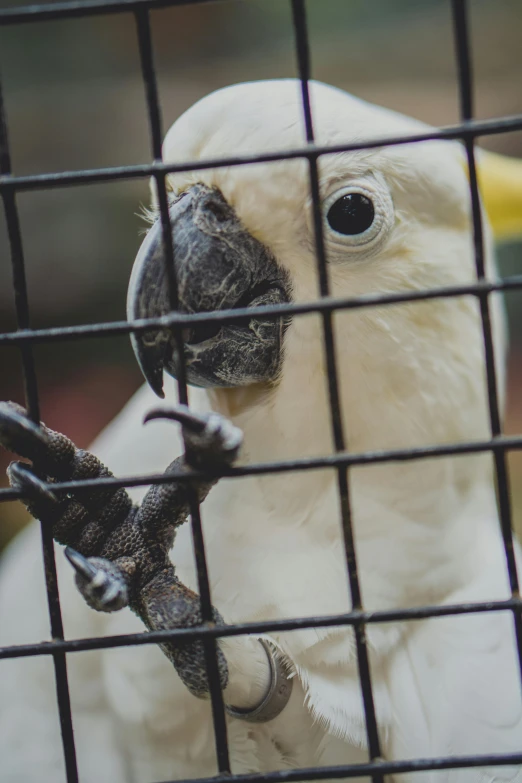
[0,0,220,25]
[1,597,520,661]
[0,275,520,348]
[1,114,522,193]
[153,750,522,783]
[0,434,521,504]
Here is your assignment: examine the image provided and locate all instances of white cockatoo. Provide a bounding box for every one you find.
[1,79,522,783]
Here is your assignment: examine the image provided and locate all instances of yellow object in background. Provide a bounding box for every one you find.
[477,150,522,242]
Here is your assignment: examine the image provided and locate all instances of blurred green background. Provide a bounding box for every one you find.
[0,0,521,550]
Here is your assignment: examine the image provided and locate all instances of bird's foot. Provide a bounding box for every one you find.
[0,400,238,696]
[0,401,134,554]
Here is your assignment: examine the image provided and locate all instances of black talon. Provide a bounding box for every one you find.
[64,549,130,613]
[7,462,58,504]
[64,547,98,581]
[144,405,207,434]
[0,401,49,460]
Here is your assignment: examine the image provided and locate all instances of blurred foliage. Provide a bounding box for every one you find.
[0,0,521,550]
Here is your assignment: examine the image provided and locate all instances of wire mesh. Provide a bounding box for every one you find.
[0,66,80,783]
[0,0,521,781]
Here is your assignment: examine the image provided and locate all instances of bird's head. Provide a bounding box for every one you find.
[128,80,522,452]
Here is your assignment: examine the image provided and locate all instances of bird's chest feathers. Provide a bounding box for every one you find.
[173,471,353,624]
[171,471,400,747]
[167,386,495,747]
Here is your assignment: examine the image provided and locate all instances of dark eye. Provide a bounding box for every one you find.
[327,193,375,236]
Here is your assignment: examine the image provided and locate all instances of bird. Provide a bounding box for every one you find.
[1,79,522,783]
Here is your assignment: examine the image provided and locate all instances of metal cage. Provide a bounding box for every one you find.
[1,1,522,781]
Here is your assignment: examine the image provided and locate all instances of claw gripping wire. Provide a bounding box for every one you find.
[0,400,49,459]
[0,400,230,696]
[7,461,58,505]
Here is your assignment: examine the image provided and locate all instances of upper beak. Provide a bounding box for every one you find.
[127,211,174,398]
[127,216,173,397]
[127,184,290,396]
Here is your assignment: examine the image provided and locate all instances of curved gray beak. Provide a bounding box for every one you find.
[127,184,291,396]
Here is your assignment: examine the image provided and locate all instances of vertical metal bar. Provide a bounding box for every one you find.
[133,9,231,773]
[290,0,383,773]
[451,0,522,683]
[0,74,79,783]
